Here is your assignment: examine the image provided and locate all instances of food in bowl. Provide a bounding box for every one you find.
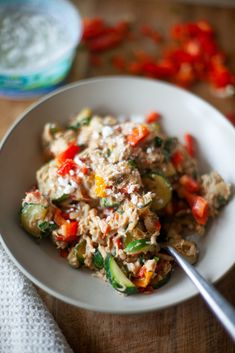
[20,108,231,295]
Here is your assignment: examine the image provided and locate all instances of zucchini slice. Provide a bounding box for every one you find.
[75,240,86,265]
[142,173,172,210]
[100,198,120,209]
[93,249,104,269]
[68,240,86,268]
[69,108,92,130]
[38,221,57,237]
[52,194,69,205]
[124,239,153,255]
[123,232,134,248]
[104,255,137,295]
[21,203,48,238]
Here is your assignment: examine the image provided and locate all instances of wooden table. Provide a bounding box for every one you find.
[1,1,235,352]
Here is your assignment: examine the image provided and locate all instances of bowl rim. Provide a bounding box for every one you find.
[0,0,83,75]
[1,76,235,314]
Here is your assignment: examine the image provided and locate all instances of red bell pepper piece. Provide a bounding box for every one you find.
[137,265,147,278]
[156,59,177,78]
[81,166,89,175]
[61,221,78,239]
[57,144,80,165]
[192,196,209,225]
[146,111,161,124]
[103,224,111,238]
[57,159,77,176]
[182,189,209,225]
[82,17,106,40]
[179,175,200,193]
[199,36,217,56]
[114,21,130,36]
[184,40,201,60]
[54,209,67,227]
[116,237,123,250]
[173,63,195,88]
[165,49,193,65]
[171,150,184,168]
[184,133,196,157]
[171,23,187,40]
[196,21,213,36]
[127,124,150,146]
[155,219,161,232]
[209,66,233,89]
[88,32,124,52]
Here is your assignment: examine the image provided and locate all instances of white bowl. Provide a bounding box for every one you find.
[0,77,234,313]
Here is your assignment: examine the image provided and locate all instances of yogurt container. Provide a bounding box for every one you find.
[0,0,82,99]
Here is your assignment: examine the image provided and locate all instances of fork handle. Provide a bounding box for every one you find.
[166,246,235,342]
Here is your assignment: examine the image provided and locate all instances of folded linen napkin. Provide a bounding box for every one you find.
[0,243,73,353]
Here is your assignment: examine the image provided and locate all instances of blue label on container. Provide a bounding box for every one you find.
[0,52,75,97]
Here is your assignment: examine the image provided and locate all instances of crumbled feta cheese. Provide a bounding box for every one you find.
[69,170,75,176]
[145,259,157,272]
[70,179,78,188]
[58,176,69,187]
[102,126,113,138]
[64,183,76,194]
[92,131,100,139]
[57,186,63,194]
[146,147,152,154]
[131,194,138,205]
[74,156,83,166]
[48,180,54,189]
[127,184,136,194]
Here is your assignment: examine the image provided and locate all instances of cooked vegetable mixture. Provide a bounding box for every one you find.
[20,109,231,295]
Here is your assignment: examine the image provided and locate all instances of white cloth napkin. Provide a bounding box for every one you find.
[0,243,73,353]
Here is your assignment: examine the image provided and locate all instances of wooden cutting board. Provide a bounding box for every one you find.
[0,1,234,352]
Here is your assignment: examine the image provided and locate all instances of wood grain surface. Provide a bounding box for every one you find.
[0,1,235,352]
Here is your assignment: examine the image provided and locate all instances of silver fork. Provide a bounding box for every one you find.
[164,245,235,342]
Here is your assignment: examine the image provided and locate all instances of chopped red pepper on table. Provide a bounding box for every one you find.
[81,17,235,107]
